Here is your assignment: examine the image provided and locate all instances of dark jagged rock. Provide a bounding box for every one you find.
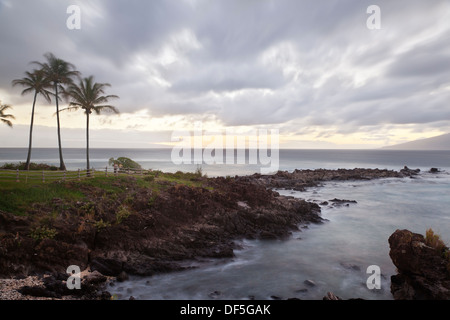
[329,199,358,207]
[400,166,420,176]
[323,292,342,300]
[16,271,111,300]
[339,262,361,271]
[83,270,107,285]
[388,229,450,300]
[17,284,59,298]
[90,257,123,277]
[248,168,414,191]
[304,279,316,287]
[329,199,357,204]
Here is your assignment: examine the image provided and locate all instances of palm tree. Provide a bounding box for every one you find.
[12,69,53,170]
[33,53,80,171]
[0,103,15,127]
[61,76,119,175]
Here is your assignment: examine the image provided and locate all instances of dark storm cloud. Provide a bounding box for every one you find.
[170,62,286,92]
[387,31,450,79]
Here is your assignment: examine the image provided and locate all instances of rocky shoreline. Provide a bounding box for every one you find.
[0,167,444,300]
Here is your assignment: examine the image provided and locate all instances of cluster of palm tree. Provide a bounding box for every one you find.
[11,52,119,172]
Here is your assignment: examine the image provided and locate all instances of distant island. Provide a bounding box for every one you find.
[382,133,450,151]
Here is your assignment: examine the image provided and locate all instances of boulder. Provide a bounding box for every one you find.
[323,292,342,300]
[400,166,420,176]
[90,257,123,277]
[388,229,450,299]
[304,279,316,287]
[83,270,107,285]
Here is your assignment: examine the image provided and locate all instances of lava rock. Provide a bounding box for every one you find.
[388,229,450,299]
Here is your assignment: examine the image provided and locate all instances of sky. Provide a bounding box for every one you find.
[0,0,449,149]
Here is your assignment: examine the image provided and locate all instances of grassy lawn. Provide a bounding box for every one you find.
[0,180,85,215]
[0,168,209,216]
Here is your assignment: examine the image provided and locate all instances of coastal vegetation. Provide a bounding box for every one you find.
[108,157,141,170]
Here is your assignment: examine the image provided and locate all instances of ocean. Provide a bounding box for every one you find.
[1,148,450,300]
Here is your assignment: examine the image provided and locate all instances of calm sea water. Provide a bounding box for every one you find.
[1,148,450,300]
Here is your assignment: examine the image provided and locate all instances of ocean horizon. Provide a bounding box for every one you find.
[1,148,449,177]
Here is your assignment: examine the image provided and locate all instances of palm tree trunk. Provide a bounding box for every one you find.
[86,111,90,177]
[25,91,38,170]
[54,82,66,171]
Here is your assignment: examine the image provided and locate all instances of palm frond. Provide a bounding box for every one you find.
[92,105,120,115]
[55,105,81,116]
[65,75,120,117]
[12,69,54,103]
[0,104,15,127]
[33,53,80,86]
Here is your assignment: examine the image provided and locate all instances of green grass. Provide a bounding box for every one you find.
[0,180,85,215]
[0,168,211,216]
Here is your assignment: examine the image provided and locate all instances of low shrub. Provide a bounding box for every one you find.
[116,205,131,224]
[30,226,58,242]
[425,228,450,273]
[425,228,447,253]
[0,162,58,171]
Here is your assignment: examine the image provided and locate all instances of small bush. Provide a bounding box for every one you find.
[116,205,131,224]
[93,219,111,231]
[195,165,203,177]
[425,228,447,253]
[425,228,450,273]
[30,226,58,242]
[78,202,96,217]
[108,157,142,170]
[0,162,58,171]
[143,175,155,182]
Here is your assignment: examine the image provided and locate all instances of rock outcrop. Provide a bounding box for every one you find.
[388,229,450,299]
[247,168,413,191]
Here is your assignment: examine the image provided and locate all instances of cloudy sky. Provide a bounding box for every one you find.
[0,0,449,149]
